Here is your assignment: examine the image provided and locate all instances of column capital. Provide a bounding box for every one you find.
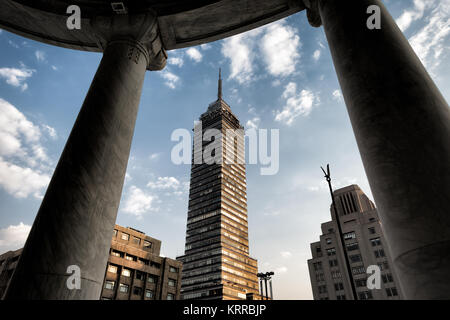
[302,0,322,27]
[91,12,166,71]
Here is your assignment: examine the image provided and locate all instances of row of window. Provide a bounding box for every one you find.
[110,250,162,269]
[112,230,152,248]
[103,281,175,299]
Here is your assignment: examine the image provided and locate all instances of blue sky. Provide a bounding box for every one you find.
[0,0,449,299]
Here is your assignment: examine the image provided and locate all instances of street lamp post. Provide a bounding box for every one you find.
[321,164,358,300]
[257,272,275,300]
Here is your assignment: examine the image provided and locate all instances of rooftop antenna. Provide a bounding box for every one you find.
[218,68,222,100]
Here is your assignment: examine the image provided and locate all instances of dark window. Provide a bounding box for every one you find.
[346,242,359,251]
[132,237,141,245]
[327,248,336,256]
[343,232,356,240]
[370,237,381,246]
[136,271,143,280]
[349,254,362,263]
[329,259,338,267]
[119,283,129,293]
[145,290,154,299]
[167,293,175,300]
[368,227,376,234]
[133,287,142,296]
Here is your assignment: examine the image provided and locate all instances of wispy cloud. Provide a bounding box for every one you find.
[0,64,35,91]
[121,186,157,219]
[0,98,53,198]
[35,50,47,63]
[186,47,203,63]
[0,222,31,252]
[275,83,318,125]
[159,70,180,89]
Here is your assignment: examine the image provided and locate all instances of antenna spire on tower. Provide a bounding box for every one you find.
[218,68,222,100]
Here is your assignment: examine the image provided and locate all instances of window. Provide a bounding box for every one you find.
[119,283,129,293]
[382,274,394,283]
[326,248,336,256]
[169,266,178,273]
[355,278,367,287]
[346,242,359,251]
[150,261,161,269]
[336,295,346,300]
[329,259,338,267]
[167,293,175,300]
[104,280,115,290]
[133,287,142,296]
[343,232,356,240]
[316,273,325,282]
[111,250,123,257]
[368,227,376,234]
[132,237,141,245]
[334,283,344,291]
[331,271,341,279]
[358,291,373,300]
[318,285,328,294]
[107,265,117,274]
[144,241,152,248]
[122,268,131,277]
[352,266,365,275]
[168,279,176,287]
[316,247,322,257]
[121,233,130,241]
[349,254,362,263]
[386,287,398,297]
[147,275,156,283]
[370,237,381,246]
[125,254,136,261]
[374,249,385,258]
[313,262,323,271]
[135,271,143,280]
[139,258,149,265]
[326,238,332,245]
[113,229,117,237]
[145,290,154,299]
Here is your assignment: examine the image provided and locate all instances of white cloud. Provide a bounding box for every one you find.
[0,98,53,198]
[396,0,433,31]
[168,57,184,67]
[51,65,58,71]
[280,251,292,258]
[159,70,180,89]
[186,47,203,63]
[149,152,161,160]
[0,222,31,251]
[122,186,157,218]
[200,43,212,50]
[275,83,317,125]
[0,158,50,198]
[260,21,301,77]
[221,31,259,84]
[8,40,19,49]
[332,89,343,102]
[313,49,321,61]
[147,176,180,190]
[407,1,450,70]
[276,266,288,274]
[43,125,57,139]
[0,65,35,91]
[35,50,46,63]
[246,117,260,129]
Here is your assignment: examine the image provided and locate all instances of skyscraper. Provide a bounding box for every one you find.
[176,71,260,300]
[307,185,403,300]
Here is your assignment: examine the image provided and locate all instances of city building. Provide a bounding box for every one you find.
[307,185,403,300]
[0,225,182,300]
[176,71,260,300]
[101,225,182,300]
[0,248,22,299]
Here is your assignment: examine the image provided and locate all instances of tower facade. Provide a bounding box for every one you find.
[177,72,260,300]
[307,185,403,300]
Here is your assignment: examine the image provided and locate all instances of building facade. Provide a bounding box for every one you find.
[307,185,403,300]
[0,225,181,300]
[101,225,182,300]
[176,72,260,300]
[0,248,22,299]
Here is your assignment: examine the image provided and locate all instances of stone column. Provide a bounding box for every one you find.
[4,14,166,299]
[304,0,450,299]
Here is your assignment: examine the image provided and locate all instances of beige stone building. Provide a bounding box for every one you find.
[101,225,182,300]
[308,185,403,300]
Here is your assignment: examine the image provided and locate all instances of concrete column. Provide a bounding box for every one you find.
[4,39,149,299]
[306,0,450,299]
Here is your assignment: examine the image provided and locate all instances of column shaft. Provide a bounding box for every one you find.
[318,0,450,299]
[4,39,148,299]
